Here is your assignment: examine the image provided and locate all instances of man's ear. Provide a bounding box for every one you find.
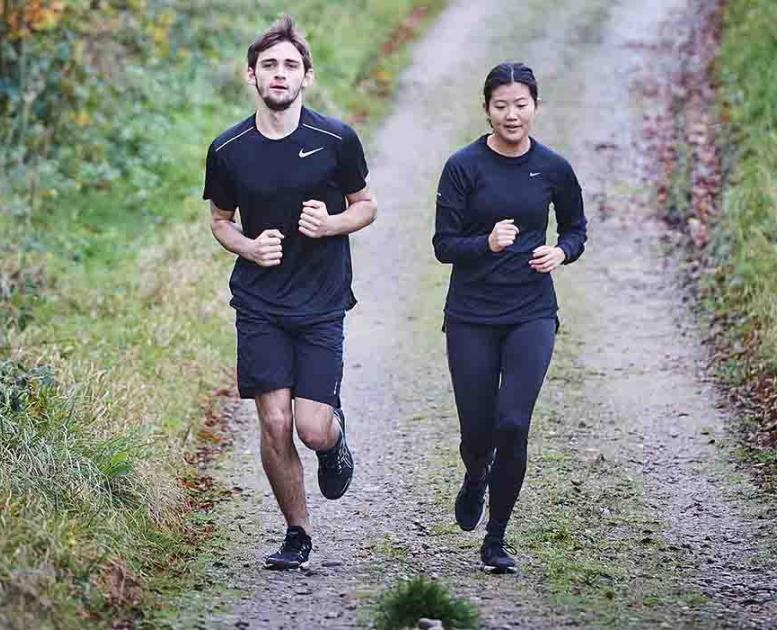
[246,65,257,86]
[302,68,315,89]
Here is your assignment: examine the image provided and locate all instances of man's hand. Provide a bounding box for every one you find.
[299,200,333,238]
[488,219,520,253]
[530,245,566,273]
[244,229,284,267]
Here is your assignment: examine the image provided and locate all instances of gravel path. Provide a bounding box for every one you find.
[172,1,777,627]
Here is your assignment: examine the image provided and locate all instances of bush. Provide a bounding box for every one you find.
[373,576,480,630]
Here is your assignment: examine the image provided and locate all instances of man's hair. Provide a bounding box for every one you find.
[247,15,313,72]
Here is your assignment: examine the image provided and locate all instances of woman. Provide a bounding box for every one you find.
[433,62,587,573]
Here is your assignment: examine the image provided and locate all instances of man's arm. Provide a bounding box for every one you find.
[210,203,245,255]
[298,186,377,238]
[210,202,284,266]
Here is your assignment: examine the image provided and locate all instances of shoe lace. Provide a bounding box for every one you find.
[464,472,488,496]
[485,537,517,557]
[281,531,309,556]
[335,441,352,472]
[321,438,351,475]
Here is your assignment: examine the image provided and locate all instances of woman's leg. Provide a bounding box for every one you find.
[445,320,502,479]
[486,318,556,539]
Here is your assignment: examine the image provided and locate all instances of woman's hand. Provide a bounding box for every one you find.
[488,219,520,253]
[530,245,566,273]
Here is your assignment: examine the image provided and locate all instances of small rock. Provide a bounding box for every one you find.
[322,560,343,568]
[417,619,444,629]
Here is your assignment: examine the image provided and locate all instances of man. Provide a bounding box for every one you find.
[203,15,377,570]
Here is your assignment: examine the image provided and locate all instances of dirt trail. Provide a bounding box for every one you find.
[173,0,777,627]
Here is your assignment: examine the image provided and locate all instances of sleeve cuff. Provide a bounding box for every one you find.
[557,242,571,264]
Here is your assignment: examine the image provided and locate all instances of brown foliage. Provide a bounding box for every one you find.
[636,0,777,479]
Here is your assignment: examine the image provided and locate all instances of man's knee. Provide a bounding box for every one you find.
[295,405,335,451]
[259,405,293,445]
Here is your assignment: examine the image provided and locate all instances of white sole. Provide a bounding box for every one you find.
[481,564,517,574]
[264,560,310,571]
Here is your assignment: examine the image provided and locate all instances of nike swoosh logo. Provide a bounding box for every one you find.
[299,147,325,158]
[530,172,541,177]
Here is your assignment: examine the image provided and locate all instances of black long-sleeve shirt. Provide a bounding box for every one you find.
[433,135,587,325]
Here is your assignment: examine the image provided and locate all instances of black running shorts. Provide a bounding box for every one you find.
[235,311,344,407]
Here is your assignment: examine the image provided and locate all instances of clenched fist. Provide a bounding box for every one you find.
[488,219,520,253]
[299,200,334,238]
[244,229,284,267]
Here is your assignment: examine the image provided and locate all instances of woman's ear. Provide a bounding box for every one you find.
[483,101,492,128]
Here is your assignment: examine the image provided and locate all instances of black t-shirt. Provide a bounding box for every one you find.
[203,107,368,318]
[433,135,587,325]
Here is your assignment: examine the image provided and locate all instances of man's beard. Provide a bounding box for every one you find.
[256,79,301,111]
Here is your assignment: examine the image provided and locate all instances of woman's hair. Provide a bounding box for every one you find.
[483,62,538,105]
[247,15,313,72]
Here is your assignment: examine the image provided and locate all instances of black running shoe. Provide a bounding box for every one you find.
[316,408,354,500]
[264,526,312,570]
[455,470,489,531]
[480,536,518,574]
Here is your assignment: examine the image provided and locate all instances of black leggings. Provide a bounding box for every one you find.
[445,317,556,538]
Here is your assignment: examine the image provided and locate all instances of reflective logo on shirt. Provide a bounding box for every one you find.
[299,147,325,158]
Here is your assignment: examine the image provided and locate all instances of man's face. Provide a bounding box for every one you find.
[248,41,312,111]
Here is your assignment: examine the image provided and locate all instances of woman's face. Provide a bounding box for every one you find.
[486,82,537,146]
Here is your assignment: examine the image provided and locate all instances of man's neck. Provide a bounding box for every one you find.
[255,99,303,140]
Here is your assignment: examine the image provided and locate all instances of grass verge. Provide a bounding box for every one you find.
[712,0,777,483]
[648,0,776,488]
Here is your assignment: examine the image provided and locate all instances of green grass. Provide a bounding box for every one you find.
[716,11,777,378]
[655,0,777,483]
[706,0,777,477]
[0,1,447,626]
[372,577,479,630]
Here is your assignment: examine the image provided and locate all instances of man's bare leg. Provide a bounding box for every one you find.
[255,388,311,533]
[294,398,339,451]
[295,397,353,500]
